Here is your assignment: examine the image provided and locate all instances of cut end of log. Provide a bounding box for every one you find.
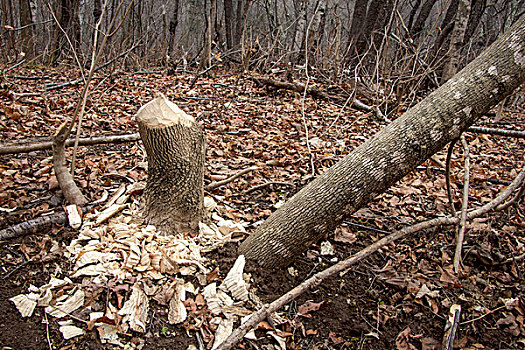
[135,93,194,128]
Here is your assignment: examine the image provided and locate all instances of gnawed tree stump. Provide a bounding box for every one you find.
[136,94,205,234]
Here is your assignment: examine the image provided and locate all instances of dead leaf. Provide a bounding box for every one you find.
[395,327,417,350]
[298,300,325,317]
[421,337,440,350]
[329,331,344,344]
[334,225,358,243]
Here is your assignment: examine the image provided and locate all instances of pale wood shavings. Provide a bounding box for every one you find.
[9,293,39,317]
[58,322,84,339]
[75,250,119,269]
[45,289,85,318]
[168,279,187,324]
[212,318,234,350]
[222,255,249,302]
[118,284,149,333]
[95,204,128,225]
[65,204,82,229]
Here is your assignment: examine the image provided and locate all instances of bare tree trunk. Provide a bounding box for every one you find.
[224,0,234,50]
[442,0,471,83]
[410,0,436,38]
[372,0,394,49]
[92,0,102,45]
[168,0,180,54]
[293,0,307,63]
[234,0,250,47]
[136,95,205,235]
[19,0,34,57]
[201,0,217,69]
[464,0,487,44]
[349,0,367,54]
[432,0,459,62]
[407,0,422,32]
[239,15,525,269]
[51,0,80,62]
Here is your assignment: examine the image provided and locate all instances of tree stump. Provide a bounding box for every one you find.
[136,94,205,234]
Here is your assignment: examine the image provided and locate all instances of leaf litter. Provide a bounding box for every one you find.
[1,67,525,349]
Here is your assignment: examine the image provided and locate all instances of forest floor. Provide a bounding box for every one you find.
[0,66,524,350]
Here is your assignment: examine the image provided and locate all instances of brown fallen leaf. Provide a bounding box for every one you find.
[420,337,440,350]
[496,313,521,336]
[298,300,325,317]
[306,329,318,336]
[395,327,417,350]
[329,331,344,344]
[334,225,357,244]
[195,293,206,307]
[256,320,273,330]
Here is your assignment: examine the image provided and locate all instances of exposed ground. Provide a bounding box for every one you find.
[1,67,524,349]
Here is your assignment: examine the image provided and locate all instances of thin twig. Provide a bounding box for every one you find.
[467,126,525,138]
[44,312,52,350]
[446,138,459,216]
[0,132,141,155]
[443,305,461,350]
[2,258,34,280]
[454,136,470,273]
[460,304,508,325]
[300,5,319,177]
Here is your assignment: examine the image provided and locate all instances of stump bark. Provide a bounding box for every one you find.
[136,94,205,234]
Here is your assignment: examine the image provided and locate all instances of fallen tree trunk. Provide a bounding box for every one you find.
[0,133,141,155]
[239,15,525,269]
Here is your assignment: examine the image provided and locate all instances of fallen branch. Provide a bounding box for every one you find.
[467,126,525,138]
[215,165,525,350]
[454,136,470,273]
[53,122,88,205]
[206,166,258,190]
[445,139,459,216]
[250,77,374,114]
[0,204,95,240]
[0,132,140,155]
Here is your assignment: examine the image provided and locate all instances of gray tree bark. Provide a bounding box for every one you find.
[136,95,205,235]
[168,0,180,55]
[239,14,525,269]
[224,0,234,50]
[442,0,471,83]
[201,0,217,69]
[19,0,34,57]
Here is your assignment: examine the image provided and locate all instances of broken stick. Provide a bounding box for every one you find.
[0,133,141,155]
